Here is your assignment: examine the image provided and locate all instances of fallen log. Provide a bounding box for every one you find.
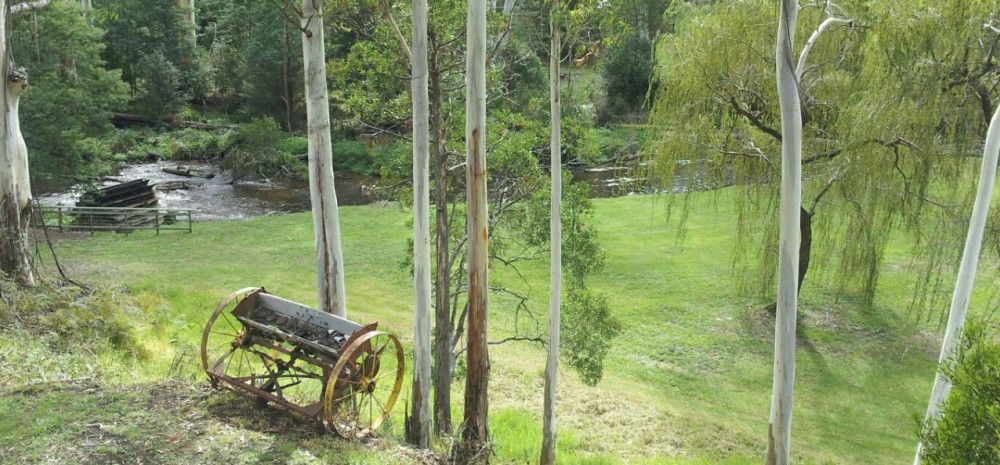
[163,166,216,179]
[112,113,237,130]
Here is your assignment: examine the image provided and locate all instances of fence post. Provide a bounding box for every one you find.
[188,210,193,233]
[155,210,160,235]
[58,208,63,232]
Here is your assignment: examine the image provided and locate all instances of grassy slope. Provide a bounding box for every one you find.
[3,190,995,464]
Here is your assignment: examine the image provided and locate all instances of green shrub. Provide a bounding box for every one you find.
[918,321,1000,465]
[276,136,308,155]
[222,118,305,181]
[167,128,231,160]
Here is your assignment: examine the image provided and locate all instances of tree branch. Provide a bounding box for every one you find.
[11,0,51,14]
[726,95,783,141]
[380,0,413,65]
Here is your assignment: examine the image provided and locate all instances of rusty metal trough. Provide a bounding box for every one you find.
[201,288,404,438]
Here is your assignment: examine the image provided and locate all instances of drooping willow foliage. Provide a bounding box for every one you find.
[648,0,1000,322]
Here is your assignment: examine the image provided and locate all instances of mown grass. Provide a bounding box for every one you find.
[3,189,995,464]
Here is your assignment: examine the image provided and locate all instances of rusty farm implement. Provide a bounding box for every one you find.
[200,288,404,438]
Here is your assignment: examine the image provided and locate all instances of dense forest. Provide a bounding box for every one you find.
[15,0,657,188]
[2,1,1000,465]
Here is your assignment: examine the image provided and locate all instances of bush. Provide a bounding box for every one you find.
[167,128,231,160]
[598,34,654,125]
[221,118,305,181]
[918,321,1000,465]
[277,136,309,156]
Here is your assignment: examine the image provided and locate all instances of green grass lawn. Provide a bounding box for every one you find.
[3,189,995,464]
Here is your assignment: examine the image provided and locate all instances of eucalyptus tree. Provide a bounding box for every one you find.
[0,0,33,287]
[299,0,348,317]
[458,0,490,462]
[766,0,801,463]
[406,0,432,448]
[540,1,562,463]
[914,101,1000,465]
[1,0,68,287]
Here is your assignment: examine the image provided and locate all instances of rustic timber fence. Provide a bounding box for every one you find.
[34,205,196,234]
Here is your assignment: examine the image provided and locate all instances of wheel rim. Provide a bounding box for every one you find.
[201,288,326,407]
[201,287,262,383]
[323,331,405,438]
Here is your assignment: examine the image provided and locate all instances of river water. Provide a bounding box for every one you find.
[37,161,711,221]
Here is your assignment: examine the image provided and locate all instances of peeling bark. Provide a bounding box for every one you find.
[0,21,36,289]
[406,0,432,448]
[300,0,347,317]
[458,0,490,461]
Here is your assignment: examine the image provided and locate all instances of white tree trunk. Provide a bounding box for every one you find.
[179,0,196,45]
[408,0,432,449]
[459,0,490,461]
[913,103,1000,465]
[301,0,347,317]
[0,11,36,288]
[766,1,801,464]
[81,0,92,22]
[540,2,561,464]
[10,0,51,14]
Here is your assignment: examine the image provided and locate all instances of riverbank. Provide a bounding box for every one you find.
[5,191,988,464]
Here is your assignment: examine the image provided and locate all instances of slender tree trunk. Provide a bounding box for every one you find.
[765,1,801,464]
[540,2,561,464]
[406,0,432,448]
[282,5,294,132]
[301,0,348,317]
[913,103,1000,465]
[430,35,454,436]
[458,0,490,461]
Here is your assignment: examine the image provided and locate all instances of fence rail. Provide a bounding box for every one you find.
[34,205,195,234]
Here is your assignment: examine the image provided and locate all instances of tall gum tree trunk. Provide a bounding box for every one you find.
[766,0,801,464]
[540,2,561,463]
[913,102,1000,465]
[301,0,348,317]
[407,0,432,448]
[430,48,454,435]
[458,0,490,461]
[0,41,36,287]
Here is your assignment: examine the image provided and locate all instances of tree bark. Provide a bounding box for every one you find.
[0,46,36,287]
[458,0,490,461]
[798,207,812,293]
[430,32,454,437]
[406,0,432,448]
[765,1,801,464]
[540,2,561,464]
[913,102,1000,465]
[301,0,348,317]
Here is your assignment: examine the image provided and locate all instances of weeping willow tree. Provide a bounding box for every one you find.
[650,0,1000,320]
